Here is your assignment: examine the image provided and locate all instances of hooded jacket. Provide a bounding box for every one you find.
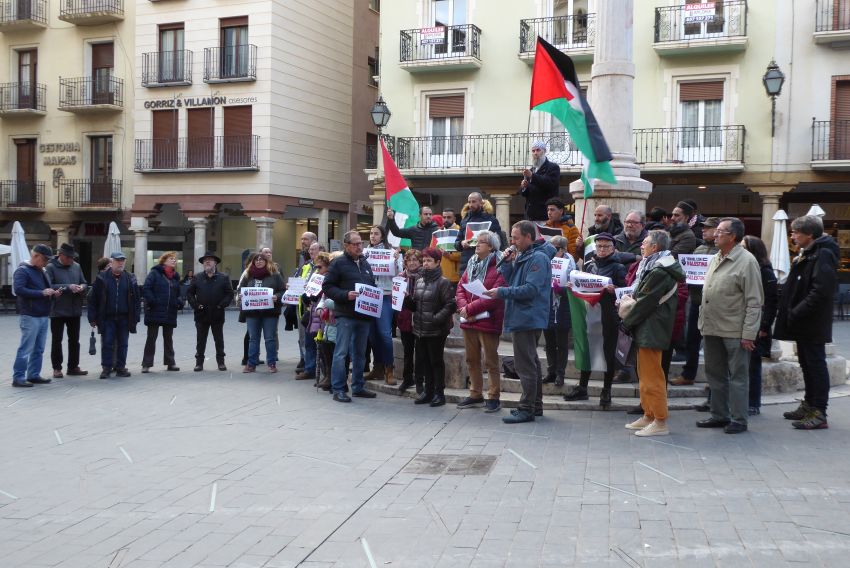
[613,229,647,267]
[545,214,581,260]
[13,262,52,317]
[698,244,764,341]
[406,266,456,337]
[520,157,560,220]
[455,199,503,272]
[622,256,686,350]
[498,240,556,332]
[455,254,506,334]
[774,235,839,344]
[386,216,439,251]
[45,257,87,318]
[143,264,183,326]
[87,269,141,332]
[669,223,697,258]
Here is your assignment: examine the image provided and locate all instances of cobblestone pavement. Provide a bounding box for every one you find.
[2,313,850,567]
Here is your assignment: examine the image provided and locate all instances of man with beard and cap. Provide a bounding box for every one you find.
[88,252,141,379]
[45,243,89,378]
[386,205,440,251]
[575,204,624,259]
[455,192,503,272]
[188,251,234,372]
[520,140,560,222]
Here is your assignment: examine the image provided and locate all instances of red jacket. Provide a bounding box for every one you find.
[455,256,506,335]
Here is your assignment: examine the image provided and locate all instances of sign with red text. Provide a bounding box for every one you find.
[304,273,325,297]
[679,254,715,285]
[242,287,275,310]
[281,277,305,305]
[420,26,446,44]
[354,283,383,318]
[551,255,576,287]
[364,248,397,276]
[391,277,407,312]
[568,271,611,295]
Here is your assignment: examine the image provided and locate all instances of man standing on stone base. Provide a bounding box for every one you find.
[188,251,234,372]
[45,243,89,378]
[484,221,554,424]
[520,140,560,222]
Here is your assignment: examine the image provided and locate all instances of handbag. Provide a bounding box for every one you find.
[615,326,633,366]
[89,330,97,355]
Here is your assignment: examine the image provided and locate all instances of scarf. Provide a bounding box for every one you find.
[249,265,270,280]
[163,266,176,279]
[633,250,670,289]
[465,251,500,283]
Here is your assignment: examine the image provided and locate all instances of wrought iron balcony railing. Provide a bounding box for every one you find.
[58,179,122,208]
[634,125,745,167]
[816,0,850,32]
[134,136,260,172]
[519,14,596,54]
[0,0,48,26]
[400,24,481,63]
[59,0,123,19]
[812,119,850,161]
[0,83,46,112]
[365,136,395,170]
[0,181,44,209]
[203,45,257,82]
[142,50,193,86]
[59,76,123,109]
[655,0,747,43]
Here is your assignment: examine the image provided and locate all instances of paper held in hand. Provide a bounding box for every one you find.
[391,277,407,312]
[304,273,325,297]
[364,248,397,276]
[465,221,491,246]
[242,287,275,310]
[282,277,305,305]
[615,285,635,301]
[678,254,715,285]
[354,283,383,318]
[460,311,490,324]
[461,278,488,298]
[551,255,576,287]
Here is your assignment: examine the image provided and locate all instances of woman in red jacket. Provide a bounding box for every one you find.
[455,231,506,413]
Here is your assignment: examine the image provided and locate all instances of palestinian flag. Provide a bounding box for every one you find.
[430,229,459,251]
[530,37,617,197]
[382,138,419,248]
[464,221,491,245]
[567,293,608,373]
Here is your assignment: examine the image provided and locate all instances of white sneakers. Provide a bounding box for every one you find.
[625,416,652,430]
[626,416,670,437]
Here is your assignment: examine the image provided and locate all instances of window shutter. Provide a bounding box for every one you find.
[220,16,248,27]
[835,81,850,121]
[679,81,724,101]
[429,95,465,118]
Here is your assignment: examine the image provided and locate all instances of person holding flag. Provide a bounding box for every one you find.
[386,206,440,251]
[455,192,502,273]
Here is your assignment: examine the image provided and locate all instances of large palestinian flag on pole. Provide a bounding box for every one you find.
[530,37,617,198]
[381,138,419,248]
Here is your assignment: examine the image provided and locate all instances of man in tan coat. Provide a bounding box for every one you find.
[697,217,764,434]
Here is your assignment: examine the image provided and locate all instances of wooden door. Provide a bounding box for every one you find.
[187,107,213,168]
[220,17,248,78]
[91,43,114,105]
[14,139,36,206]
[90,136,113,203]
[223,105,251,167]
[17,49,36,109]
[152,109,178,169]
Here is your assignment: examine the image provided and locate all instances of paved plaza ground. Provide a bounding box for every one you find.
[2,313,850,567]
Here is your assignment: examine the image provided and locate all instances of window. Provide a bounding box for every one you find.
[223,105,252,167]
[90,136,113,203]
[428,95,464,166]
[367,132,378,168]
[432,0,467,54]
[831,79,850,159]
[91,42,115,104]
[220,16,249,78]
[158,23,185,83]
[678,81,724,161]
[369,0,380,11]
[368,50,379,87]
[17,49,37,110]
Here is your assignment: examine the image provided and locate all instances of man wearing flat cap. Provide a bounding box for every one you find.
[520,140,560,222]
[45,243,89,378]
[12,244,60,387]
[88,251,141,379]
[187,251,234,371]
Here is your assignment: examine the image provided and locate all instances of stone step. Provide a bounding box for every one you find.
[496,377,706,398]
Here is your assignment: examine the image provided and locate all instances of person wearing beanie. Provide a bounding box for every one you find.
[520,140,560,221]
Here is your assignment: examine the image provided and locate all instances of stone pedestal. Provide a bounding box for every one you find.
[130,217,152,280]
[251,217,276,251]
[317,208,329,249]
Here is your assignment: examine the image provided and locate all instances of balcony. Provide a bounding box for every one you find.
[399,24,482,73]
[811,119,850,170]
[519,14,595,64]
[142,50,193,87]
[134,136,260,173]
[814,0,850,45]
[0,181,44,210]
[59,0,123,25]
[0,83,46,116]
[654,0,748,56]
[0,0,48,31]
[634,125,745,172]
[368,132,581,176]
[58,179,122,209]
[59,76,123,113]
[203,45,257,83]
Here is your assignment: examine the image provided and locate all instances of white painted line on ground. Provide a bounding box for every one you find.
[209,482,217,512]
[54,430,63,445]
[636,461,684,484]
[360,537,378,568]
[586,479,666,505]
[7,399,22,408]
[0,489,18,500]
[646,438,696,451]
[507,448,537,469]
[119,446,133,464]
[65,387,74,394]
[288,452,349,469]
[169,395,177,406]
[277,395,280,405]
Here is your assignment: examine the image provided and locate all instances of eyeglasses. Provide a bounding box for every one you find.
[624,220,643,225]
[347,241,363,246]
[715,229,732,236]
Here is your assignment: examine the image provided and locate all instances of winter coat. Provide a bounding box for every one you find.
[455,200,503,272]
[583,254,627,287]
[45,257,87,318]
[87,269,141,333]
[440,222,462,283]
[773,235,839,344]
[498,240,556,332]
[386,217,440,251]
[396,269,419,333]
[520,157,560,220]
[13,262,52,317]
[755,263,779,355]
[187,270,234,324]
[548,254,575,330]
[589,215,624,238]
[545,215,581,260]
[405,266,456,338]
[455,255,506,334]
[622,256,686,350]
[698,244,764,341]
[669,223,697,258]
[688,241,719,306]
[143,264,183,326]
[322,251,377,320]
[237,271,286,318]
[613,229,647,267]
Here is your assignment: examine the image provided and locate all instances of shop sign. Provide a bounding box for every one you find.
[40,142,80,166]
[143,95,258,109]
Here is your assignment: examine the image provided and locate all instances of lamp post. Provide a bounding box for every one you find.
[762,59,785,137]
[369,96,392,225]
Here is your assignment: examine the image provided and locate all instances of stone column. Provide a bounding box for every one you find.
[569,0,651,234]
[492,194,512,236]
[317,208,329,249]
[187,217,208,273]
[252,217,276,251]
[129,217,152,280]
[759,193,782,244]
[370,182,386,226]
[51,224,74,248]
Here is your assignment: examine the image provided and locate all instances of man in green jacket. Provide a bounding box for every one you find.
[697,217,764,434]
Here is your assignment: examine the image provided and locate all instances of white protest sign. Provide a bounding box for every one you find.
[464,221,491,246]
[461,278,488,298]
[551,255,576,287]
[615,285,635,301]
[242,287,275,310]
[364,247,396,276]
[569,271,611,295]
[354,283,383,318]
[282,277,305,305]
[391,277,407,312]
[304,273,325,297]
[679,254,715,285]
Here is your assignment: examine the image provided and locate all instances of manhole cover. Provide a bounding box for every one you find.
[402,454,497,476]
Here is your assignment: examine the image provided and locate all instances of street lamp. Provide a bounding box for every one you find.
[369,96,392,226]
[762,59,785,137]
[370,95,391,134]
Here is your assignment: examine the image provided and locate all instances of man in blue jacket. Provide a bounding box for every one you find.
[12,244,61,387]
[484,221,554,423]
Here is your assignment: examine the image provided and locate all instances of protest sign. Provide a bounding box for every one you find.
[304,273,325,297]
[242,287,275,310]
[430,229,459,251]
[281,277,305,305]
[354,283,383,318]
[464,221,491,246]
[364,247,397,276]
[679,254,715,285]
[551,255,576,287]
[391,277,407,312]
[569,271,611,296]
[615,285,635,301]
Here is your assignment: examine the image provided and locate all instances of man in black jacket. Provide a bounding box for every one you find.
[386,206,439,251]
[454,192,503,272]
[45,243,89,378]
[520,140,560,221]
[322,231,379,403]
[774,215,839,430]
[188,252,234,372]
